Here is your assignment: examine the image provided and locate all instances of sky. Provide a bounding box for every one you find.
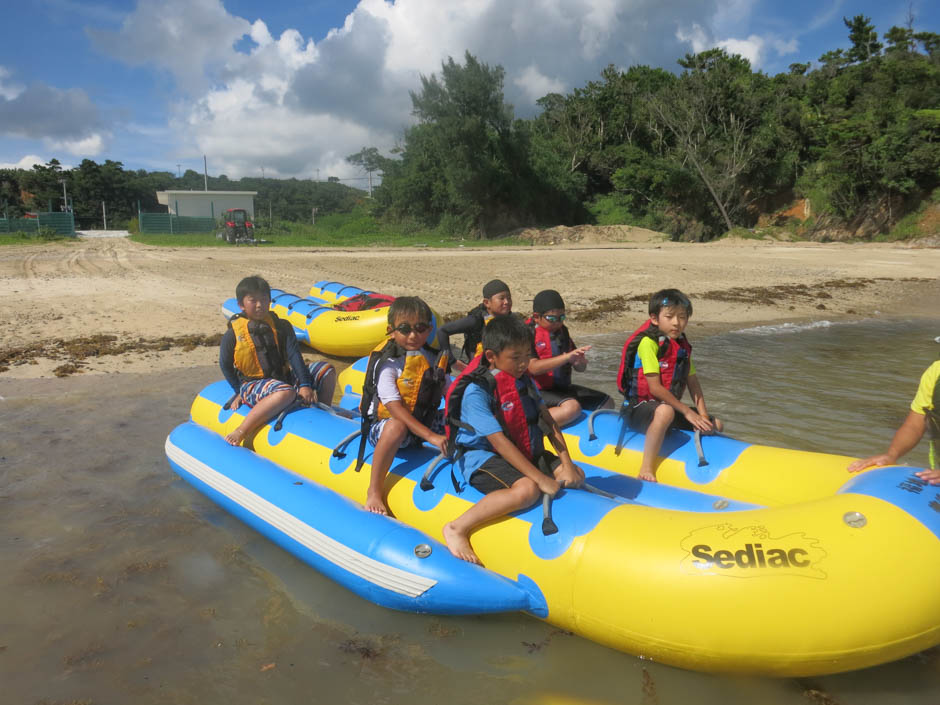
[0,0,935,181]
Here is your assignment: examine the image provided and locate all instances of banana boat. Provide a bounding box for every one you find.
[220,281,440,357]
[166,380,940,676]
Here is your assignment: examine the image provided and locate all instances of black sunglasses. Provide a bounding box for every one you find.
[392,322,432,335]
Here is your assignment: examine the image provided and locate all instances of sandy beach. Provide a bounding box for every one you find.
[0,233,938,379]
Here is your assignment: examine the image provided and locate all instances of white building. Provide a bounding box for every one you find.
[156,190,257,219]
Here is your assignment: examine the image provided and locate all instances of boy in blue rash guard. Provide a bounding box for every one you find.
[442,315,585,564]
[219,275,336,446]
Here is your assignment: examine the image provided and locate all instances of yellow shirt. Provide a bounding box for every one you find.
[636,336,697,377]
[910,360,940,414]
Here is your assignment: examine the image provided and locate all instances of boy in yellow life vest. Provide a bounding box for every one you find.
[220,275,336,446]
[360,297,450,515]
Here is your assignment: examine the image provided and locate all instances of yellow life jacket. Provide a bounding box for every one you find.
[362,338,448,424]
[229,312,290,382]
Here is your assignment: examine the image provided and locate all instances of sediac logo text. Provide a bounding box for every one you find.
[679,524,827,579]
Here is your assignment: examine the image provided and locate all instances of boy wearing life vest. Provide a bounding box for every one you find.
[442,315,585,564]
[436,279,513,372]
[526,289,612,426]
[361,297,450,515]
[220,275,337,446]
[848,353,940,479]
[617,289,722,482]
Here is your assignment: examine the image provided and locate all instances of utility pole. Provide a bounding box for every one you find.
[58,178,69,212]
[176,163,181,178]
[102,201,107,230]
[316,168,320,182]
[311,207,318,226]
[203,155,208,191]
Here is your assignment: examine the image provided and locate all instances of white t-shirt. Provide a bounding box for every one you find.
[369,349,449,414]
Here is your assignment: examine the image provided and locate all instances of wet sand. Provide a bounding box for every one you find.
[0,236,937,379]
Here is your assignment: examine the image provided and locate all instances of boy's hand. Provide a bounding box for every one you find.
[426,432,448,456]
[297,386,317,405]
[231,394,243,409]
[536,475,561,497]
[554,460,585,489]
[567,345,592,365]
[683,408,714,433]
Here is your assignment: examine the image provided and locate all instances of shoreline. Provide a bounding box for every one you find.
[1,236,938,380]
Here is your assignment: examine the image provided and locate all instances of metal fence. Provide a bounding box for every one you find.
[138,212,217,234]
[0,212,75,235]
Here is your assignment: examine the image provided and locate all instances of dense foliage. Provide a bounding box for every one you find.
[361,17,940,240]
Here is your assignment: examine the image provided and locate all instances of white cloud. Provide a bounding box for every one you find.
[0,80,103,141]
[718,35,765,66]
[88,0,252,93]
[677,23,799,68]
[0,154,50,170]
[514,65,566,103]
[0,66,24,100]
[100,0,736,178]
[52,133,107,156]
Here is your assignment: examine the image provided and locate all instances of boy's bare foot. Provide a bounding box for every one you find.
[442,522,481,565]
[364,492,389,516]
[225,427,247,446]
[638,470,657,482]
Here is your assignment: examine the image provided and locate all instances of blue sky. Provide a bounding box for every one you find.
[0,0,935,179]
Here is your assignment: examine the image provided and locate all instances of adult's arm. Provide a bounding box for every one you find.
[847,410,927,473]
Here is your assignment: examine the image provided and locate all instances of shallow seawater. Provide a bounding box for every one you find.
[2,317,939,705]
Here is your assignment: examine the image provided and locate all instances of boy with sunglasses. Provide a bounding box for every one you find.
[359,297,450,515]
[527,289,612,426]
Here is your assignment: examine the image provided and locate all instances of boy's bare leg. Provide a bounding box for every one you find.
[443,478,541,564]
[638,404,675,482]
[316,368,337,406]
[225,389,296,445]
[548,399,582,428]
[365,418,408,515]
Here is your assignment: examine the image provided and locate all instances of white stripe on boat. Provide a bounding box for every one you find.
[165,437,437,598]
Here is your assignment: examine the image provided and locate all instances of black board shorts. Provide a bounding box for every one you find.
[469,451,561,494]
[539,383,611,411]
[625,400,697,432]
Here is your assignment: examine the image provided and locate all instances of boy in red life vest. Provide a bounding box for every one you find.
[220,275,336,446]
[361,297,450,515]
[436,279,513,373]
[617,289,723,482]
[442,315,585,564]
[526,289,613,426]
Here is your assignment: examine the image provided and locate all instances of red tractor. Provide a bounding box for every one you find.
[221,208,255,244]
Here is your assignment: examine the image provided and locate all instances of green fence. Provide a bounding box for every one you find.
[139,212,217,234]
[0,212,75,235]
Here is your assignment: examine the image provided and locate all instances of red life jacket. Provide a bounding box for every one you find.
[525,318,574,390]
[616,320,692,403]
[444,354,542,461]
[334,292,396,312]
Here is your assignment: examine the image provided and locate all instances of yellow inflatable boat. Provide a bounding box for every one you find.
[172,379,940,677]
